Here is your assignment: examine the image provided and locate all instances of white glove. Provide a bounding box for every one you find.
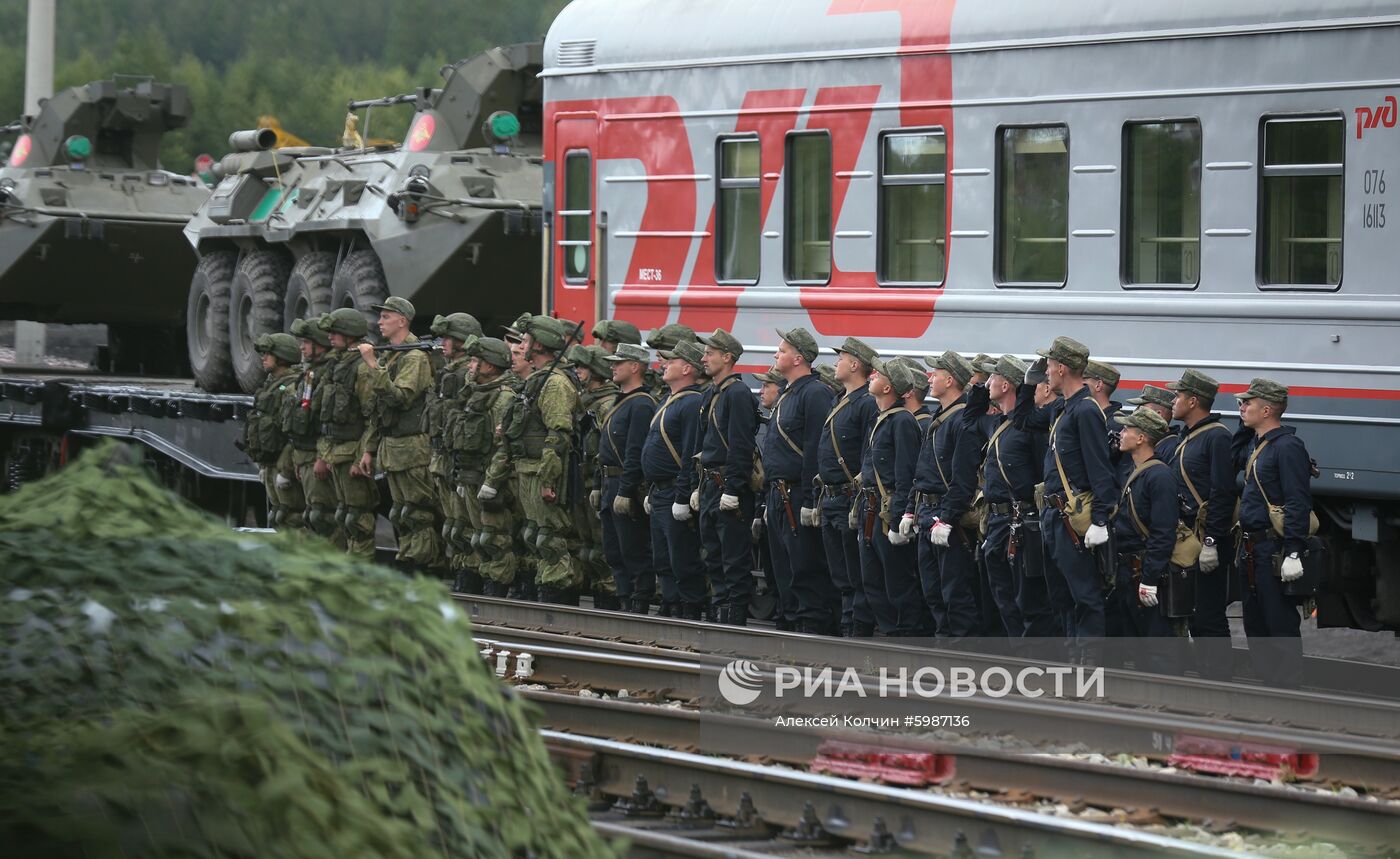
[456,484,467,498]
[847,507,859,530]
[751,516,765,542]
[589,489,601,509]
[672,502,692,522]
[720,492,740,512]
[887,528,908,546]
[898,514,916,539]
[1280,553,1304,582]
[690,489,701,511]
[930,520,952,547]
[477,484,497,501]
[613,495,633,517]
[644,495,653,515]
[1084,523,1109,548]
[274,473,293,491]
[1199,543,1219,573]
[800,506,819,528]
[1138,583,1159,607]
[259,466,269,483]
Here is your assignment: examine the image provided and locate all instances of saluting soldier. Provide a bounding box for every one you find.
[1235,378,1313,688]
[482,316,582,605]
[813,364,842,397]
[425,313,482,590]
[356,297,443,573]
[1127,385,1182,460]
[243,333,303,529]
[1112,407,1178,669]
[599,343,659,613]
[970,354,995,387]
[888,356,934,431]
[314,308,381,558]
[642,340,708,618]
[817,337,880,637]
[286,315,342,547]
[461,337,522,597]
[592,318,642,355]
[764,327,837,635]
[571,343,622,608]
[859,359,926,636]
[694,328,760,625]
[1168,369,1237,673]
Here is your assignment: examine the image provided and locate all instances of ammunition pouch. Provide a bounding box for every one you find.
[1161,563,1196,619]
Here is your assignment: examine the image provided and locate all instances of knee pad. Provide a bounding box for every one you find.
[470,530,484,549]
[388,503,404,526]
[334,506,348,527]
[310,507,336,535]
[449,520,466,546]
[521,522,538,547]
[347,508,376,539]
[402,504,436,532]
[268,507,281,527]
[442,520,454,542]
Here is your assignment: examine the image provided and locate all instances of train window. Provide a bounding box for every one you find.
[879,130,946,285]
[717,137,761,283]
[561,150,591,282]
[1260,116,1343,287]
[785,133,832,284]
[1124,121,1202,287]
[996,126,1069,286]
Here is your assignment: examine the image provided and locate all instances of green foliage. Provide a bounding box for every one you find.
[0,0,564,172]
[0,440,618,859]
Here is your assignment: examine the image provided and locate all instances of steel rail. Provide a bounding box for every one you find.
[527,690,1400,847]
[543,732,1254,859]
[588,822,780,858]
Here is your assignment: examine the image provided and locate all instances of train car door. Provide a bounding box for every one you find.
[550,114,600,330]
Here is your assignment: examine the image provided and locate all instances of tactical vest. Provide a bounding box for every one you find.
[579,384,618,479]
[320,349,368,442]
[503,369,567,459]
[378,349,429,438]
[425,358,471,448]
[282,357,329,451]
[449,376,511,464]
[243,370,293,464]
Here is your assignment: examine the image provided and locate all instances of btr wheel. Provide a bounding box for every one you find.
[186,250,238,392]
[283,251,336,329]
[330,249,390,340]
[228,249,292,393]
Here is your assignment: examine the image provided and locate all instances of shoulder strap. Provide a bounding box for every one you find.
[603,389,656,463]
[1122,459,1167,538]
[1049,412,1079,496]
[988,419,1015,490]
[824,394,858,482]
[771,384,805,457]
[707,375,743,450]
[869,406,903,499]
[928,402,966,436]
[1175,421,1229,506]
[1245,437,1275,507]
[654,389,700,467]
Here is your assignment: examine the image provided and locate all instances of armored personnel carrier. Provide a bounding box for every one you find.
[184,43,545,393]
[0,78,210,373]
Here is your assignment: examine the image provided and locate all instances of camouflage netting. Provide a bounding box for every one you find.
[0,440,617,859]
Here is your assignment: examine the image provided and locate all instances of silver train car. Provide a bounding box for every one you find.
[540,0,1400,631]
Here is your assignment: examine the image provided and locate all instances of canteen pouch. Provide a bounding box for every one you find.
[1160,563,1196,619]
[1269,505,1321,541]
[1063,490,1094,537]
[1172,522,1204,568]
[962,490,987,534]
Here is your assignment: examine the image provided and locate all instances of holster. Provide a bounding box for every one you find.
[1161,563,1196,619]
[861,490,878,544]
[776,480,799,533]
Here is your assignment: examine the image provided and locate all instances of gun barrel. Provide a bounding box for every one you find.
[374,341,440,353]
[228,128,277,152]
[347,93,418,111]
[0,121,21,135]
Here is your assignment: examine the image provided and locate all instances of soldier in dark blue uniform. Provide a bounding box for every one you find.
[1086,360,1126,486]
[1111,408,1178,670]
[1127,385,1182,461]
[641,340,707,618]
[1167,369,1237,676]
[600,343,659,613]
[1016,337,1118,661]
[753,365,793,626]
[914,351,985,638]
[694,328,760,625]
[817,337,880,636]
[1235,377,1314,688]
[763,327,837,635]
[859,359,926,636]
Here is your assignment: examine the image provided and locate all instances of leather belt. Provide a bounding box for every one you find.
[1245,529,1274,544]
[988,501,1014,516]
[602,465,625,477]
[915,491,943,507]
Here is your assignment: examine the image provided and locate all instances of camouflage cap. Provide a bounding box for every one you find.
[697,328,744,358]
[604,342,651,365]
[1036,336,1090,373]
[290,316,331,348]
[1084,360,1121,387]
[886,356,929,391]
[832,336,877,369]
[814,364,840,394]
[254,332,301,365]
[1115,407,1170,442]
[923,350,975,388]
[980,354,1028,387]
[1236,377,1289,406]
[646,323,697,351]
[971,354,995,374]
[775,326,819,363]
[526,315,568,352]
[659,338,705,373]
[1168,368,1220,403]
[568,343,612,379]
[321,306,368,338]
[872,358,916,397]
[470,336,512,370]
[757,365,786,386]
[1128,384,1175,408]
[430,312,483,343]
[370,295,415,321]
[592,318,642,346]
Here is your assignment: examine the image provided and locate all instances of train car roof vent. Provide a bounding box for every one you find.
[557,39,597,68]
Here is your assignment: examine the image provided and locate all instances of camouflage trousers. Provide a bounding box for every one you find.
[573,496,615,596]
[330,460,379,559]
[464,482,519,586]
[296,450,345,550]
[433,470,471,569]
[386,464,443,570]
[516,465,581,591]
[261,455,305,530]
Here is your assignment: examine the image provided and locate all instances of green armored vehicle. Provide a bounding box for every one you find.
[0,79,210,373]
[184,43,545,393]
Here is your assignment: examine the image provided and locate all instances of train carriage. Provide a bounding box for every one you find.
[540,0,1400,632]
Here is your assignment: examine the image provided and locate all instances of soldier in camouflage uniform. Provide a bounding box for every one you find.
[242,333,302,529]
[425,312,483,590]
[482,316,582,604]
[287,315,343,547]
[591,319,642,355]
[314,308,381,558]
[570,343,622,609]
[454,336,521,596]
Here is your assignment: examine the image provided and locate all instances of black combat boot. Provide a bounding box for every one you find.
[628,596,653,615]
[851,621,875,638]
[726,603,749,627]
[593,593,623,611]
[679,602,705,621]
[481,579,509,598]
[774,617,795,632]
[797,618,830,636]
[704,602,719,624]
[657,601,676,618]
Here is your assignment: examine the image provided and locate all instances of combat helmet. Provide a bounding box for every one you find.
[320,307,369,339]
[290,316,331,348]
[431,312,483,343]
[254,332,301,365]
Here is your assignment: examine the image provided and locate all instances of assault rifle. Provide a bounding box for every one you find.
[374,338,443,353]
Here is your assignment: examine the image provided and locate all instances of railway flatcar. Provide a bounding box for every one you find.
[540,0,1400,632]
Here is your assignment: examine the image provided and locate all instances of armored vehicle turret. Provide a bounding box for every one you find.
[184,43,545,393]
[0,78,210,373]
